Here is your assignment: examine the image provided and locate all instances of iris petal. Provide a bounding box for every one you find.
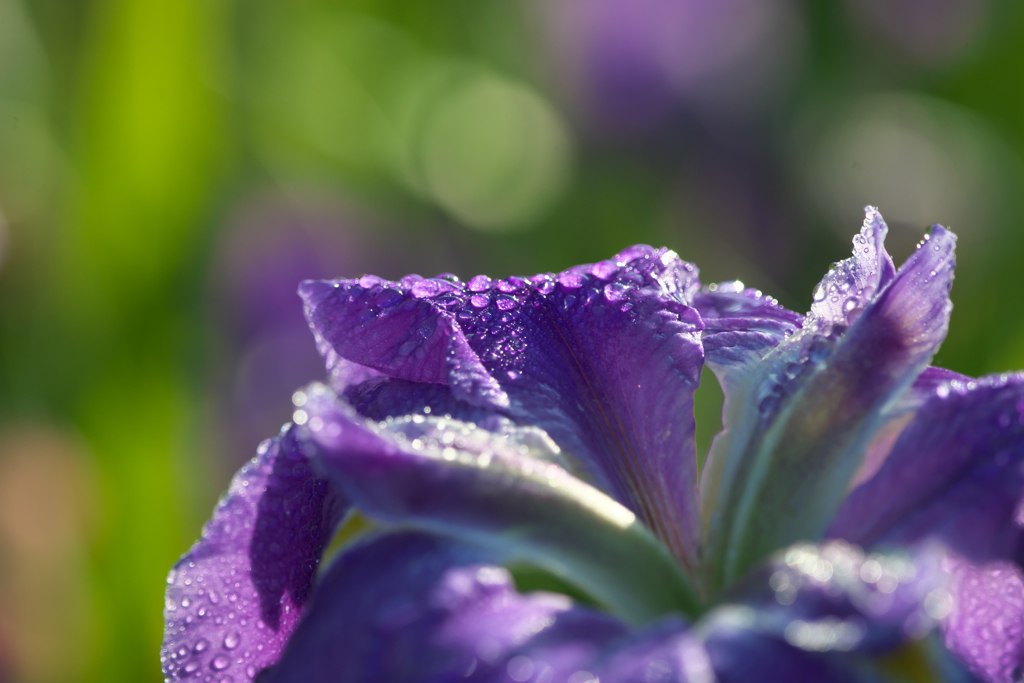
[271,530,718,683]
[942,556,1024,683]
[700,208,956,589]
[161,426,347,682]
[268,531,581,682]
[297,383,701,623]
[831,373,1024,563]
[699,540,950,683]
[300,246,705,572]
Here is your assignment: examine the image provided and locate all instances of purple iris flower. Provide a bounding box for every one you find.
[163,207,1024,682]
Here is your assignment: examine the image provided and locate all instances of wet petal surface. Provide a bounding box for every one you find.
[299,384,700,623]
[943,556,1024,683]
[701,209,956,589]
[832,373,1024,563]
[301,246,706,570]
[161,426,347,682]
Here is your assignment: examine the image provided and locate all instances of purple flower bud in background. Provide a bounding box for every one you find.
[535,0,804,134]
[847,0,991,66]
[165,207,1023,682]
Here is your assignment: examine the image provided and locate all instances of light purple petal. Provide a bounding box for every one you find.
[298,384,701,623]
[301,246,706,572]
[805,207,896,335]
[831,373,1024,563]
[161,426,347,682]
[942,556,1024,683]
[701,209,956,589]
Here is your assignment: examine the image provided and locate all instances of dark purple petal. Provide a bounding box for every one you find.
[703,628,885,683]
[701,209,956,588]
[341,376,497,426]
[270,531,715,683]
[298,384,701,623]
[301,246,706,571]
[268,531,577,682]
[161,426,347,682]
[694,282,803,398]
[697,540,952,683]
[942,556,1024,683]
[831,373,1024,563]
[722,540,950,653]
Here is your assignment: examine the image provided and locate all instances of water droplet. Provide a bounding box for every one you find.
[498,278,523,293]
[468,275,491,292]
[375,288,403,308]
[591,260,620,280]
[813,284,826,302]
[470,295,489,309]
[181,597,191,608]
[603,282,629,303]
[558,271,584,289]
[194,638,210,654]
[224,631,241,650]
[211,655,231,671]
[507,655,535,682]
[535,279,555,295]
[411,280,442,298]
[359,274,385,288]
[183,659,201,674]
[496,296,517,311]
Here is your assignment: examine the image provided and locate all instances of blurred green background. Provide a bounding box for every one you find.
[1,0,1023,681]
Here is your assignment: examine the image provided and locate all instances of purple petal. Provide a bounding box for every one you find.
[805,207,896,335]
[722,540,950,652]
[341,376,498,426]
[847,365,970,492]
[693,282,803,403]
[942,556,1024,683]
[301,246,706,571]
[298,384,701,623]
[161,426,347,682]
[703,629,883,683]
[831,373,1024,563]
[699,540,951,683]
[701,210,956,588]
[268,531,580,682]
[271,530,716,683]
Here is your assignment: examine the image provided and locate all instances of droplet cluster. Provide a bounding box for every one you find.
[756,540,950,652]
[161,431,337,681]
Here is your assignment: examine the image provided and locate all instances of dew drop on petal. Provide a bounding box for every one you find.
[558,272,584,289]
[211,655,231,671]
[591,260,620,280]
[468,275,491,292]
[224,631,241,650]
[375,288,403,308]
[471,295,489,309]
